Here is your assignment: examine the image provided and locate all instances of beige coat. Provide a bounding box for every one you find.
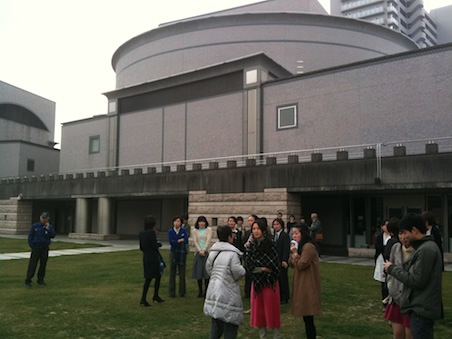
[192,227,213,252]
[289,242,321,317]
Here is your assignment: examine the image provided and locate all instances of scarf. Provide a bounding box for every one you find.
[402,245,414,263]
[246,239,280,294]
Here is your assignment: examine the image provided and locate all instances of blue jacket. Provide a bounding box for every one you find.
[28,222,56,247]
[168,227,188,265]
[168,227,188,252]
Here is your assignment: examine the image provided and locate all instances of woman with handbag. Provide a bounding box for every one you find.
[139,215,165,306]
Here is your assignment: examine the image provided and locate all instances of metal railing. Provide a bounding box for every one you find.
[2,136,452,183]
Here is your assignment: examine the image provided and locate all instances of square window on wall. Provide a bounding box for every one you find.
[89,135,100,154]
[277,104,297,130]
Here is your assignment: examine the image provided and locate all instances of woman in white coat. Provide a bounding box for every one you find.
[204,225,246,339]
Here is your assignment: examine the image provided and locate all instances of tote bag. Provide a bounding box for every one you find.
[373,253,385,283]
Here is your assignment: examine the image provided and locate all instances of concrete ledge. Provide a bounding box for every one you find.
[288,155,299,164]
[364,148,376,159]
[348,247,375,258]
[393,145,406,156]
[209,162,219,169]
[266,157,277,165]
[245,159,256,167]
[426,142,438,154]
[227,160,237,168]
[68,233,121,241]
[311,152,323,162]
[192,163,202,170]
[336,150,349,160]
[0,229,29,235]
[444,252,452,264]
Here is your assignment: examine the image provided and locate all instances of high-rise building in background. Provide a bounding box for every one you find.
[330,0,437,47]
[430,4,452,44]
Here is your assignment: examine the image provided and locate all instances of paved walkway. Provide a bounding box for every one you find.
[1,234,451,271]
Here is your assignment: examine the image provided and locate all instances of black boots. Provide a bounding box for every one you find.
[197,279,203,298]
[153,296,165,303]
[140,300,151,307]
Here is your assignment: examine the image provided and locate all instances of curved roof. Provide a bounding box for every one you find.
[112,12,418,72]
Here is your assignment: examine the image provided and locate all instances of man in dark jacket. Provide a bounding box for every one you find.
[272,218,291,304]
[384,213,442,339]
[25,212,56,287]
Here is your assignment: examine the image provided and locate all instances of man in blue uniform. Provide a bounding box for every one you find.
[25,212,56,287]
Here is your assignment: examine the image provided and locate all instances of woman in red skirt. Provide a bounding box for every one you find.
[246,218,281,338]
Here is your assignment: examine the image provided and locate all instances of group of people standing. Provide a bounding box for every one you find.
[147,213,322,338]
[138,213,322,338]
[374,212,444,339]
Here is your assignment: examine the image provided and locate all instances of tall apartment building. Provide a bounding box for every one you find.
[331,0,438,47]
[430,5,452,44]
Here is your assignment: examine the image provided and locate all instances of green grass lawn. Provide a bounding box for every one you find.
[0,246,451,339]
[0,237,105,253]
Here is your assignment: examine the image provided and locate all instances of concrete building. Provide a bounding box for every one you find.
[1,0,452,258]
[331,0,438,47]
[61,0,418,172]
[0,81,60,179]
[430,5,452,44]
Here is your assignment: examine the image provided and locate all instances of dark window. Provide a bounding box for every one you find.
[0,104,48,131]
[27,159,35,172]
[119,71,243,114]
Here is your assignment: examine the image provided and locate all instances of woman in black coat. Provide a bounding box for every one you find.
[139,215,164,306]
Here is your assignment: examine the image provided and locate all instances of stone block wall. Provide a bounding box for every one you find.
[187,188,300,242]
[0,199,33,234]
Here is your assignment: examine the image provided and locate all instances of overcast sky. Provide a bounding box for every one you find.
[1,0,450,147]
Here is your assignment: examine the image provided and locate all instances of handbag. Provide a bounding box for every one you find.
[373,253,385,283]
[158,252,166,274]
[315,232,324,242]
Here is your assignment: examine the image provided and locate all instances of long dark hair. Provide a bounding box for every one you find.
[295,224,313,254]
[254,218,273,253]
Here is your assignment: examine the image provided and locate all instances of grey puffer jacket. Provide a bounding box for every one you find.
[387,236,443,320]
[203,241,246,325]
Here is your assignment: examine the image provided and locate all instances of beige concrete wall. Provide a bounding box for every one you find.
[0,199,33,234]
[188,188,299,229]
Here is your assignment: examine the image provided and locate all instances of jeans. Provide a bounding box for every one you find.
[410,312,434,339]
[209,318,238,339]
